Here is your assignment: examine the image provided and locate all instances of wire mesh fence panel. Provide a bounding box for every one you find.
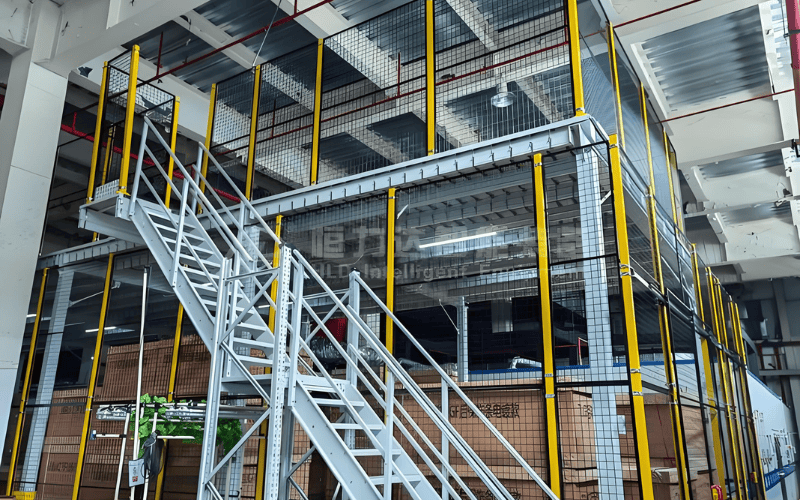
[434,0,571,154]
[557,386,638,500]
[210,71,257,193]
[648,108,673,217]
[613,33,649,188]
[395,162,544,379]
[254,43,318,190]
[319,1,427,183]
[578,0,617,137]
[544,145,617,264]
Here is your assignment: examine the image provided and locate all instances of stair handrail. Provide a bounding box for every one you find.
[131,118,259,268]
[350,271,558,500]
[197,141,281,247]
[292,250,558,500]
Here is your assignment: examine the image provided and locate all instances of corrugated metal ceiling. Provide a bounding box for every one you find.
[642,6,770,111]
[697,150,784,179]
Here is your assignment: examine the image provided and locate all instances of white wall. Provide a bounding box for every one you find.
[749,371,798,500]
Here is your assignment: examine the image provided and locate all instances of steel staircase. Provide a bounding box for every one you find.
[79,117,559,500]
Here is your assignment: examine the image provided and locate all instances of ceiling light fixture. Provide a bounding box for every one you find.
[86,326,118,333]
[419,232,497,249]
[491,81,515,108]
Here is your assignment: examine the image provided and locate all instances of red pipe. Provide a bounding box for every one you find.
[786,0,800,140]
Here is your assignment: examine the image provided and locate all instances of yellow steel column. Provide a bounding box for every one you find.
[607,24,625,149]
[118,47,141,195]
[642,82,692,500]
[664,132,678,226]
[609,135,654,500]
[717,287,750,500]
[693,247,727,496]
[567,0,585,116]
[710,276,745,500]
[311,40,324,185]
[199,83,217,201]
[72,254,116,500]
[732,303,767,500]
[533,153,560,496]
[165,97,181,209]
[426,0,436,155]
[246,66,262,199]
[6,268,49,496]
[155,304,184,500]
[386,188,396,355]
[256,215,282,500]
[86,63,109,204]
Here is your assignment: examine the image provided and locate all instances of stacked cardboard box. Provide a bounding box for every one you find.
[37,389,86,500]
[174,334,211,399]
[97,340,173,402]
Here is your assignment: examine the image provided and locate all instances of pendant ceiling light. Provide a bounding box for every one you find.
[491,80,515,108]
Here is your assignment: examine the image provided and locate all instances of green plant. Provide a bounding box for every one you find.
[131,394,242,457]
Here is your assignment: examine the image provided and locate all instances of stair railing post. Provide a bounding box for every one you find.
[383,369,395,500]
[171,174,190,287]
[128,121,150,216]
[287,254,303,407]
[441,379,449,500]
[198,259,231,500]
[264,247,293,500]
[344,268,361,470]
[193,143,203,214]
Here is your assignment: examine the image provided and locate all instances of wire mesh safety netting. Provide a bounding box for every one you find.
[434,0,572,154]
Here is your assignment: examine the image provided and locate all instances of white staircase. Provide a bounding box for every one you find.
[80,117,559,500]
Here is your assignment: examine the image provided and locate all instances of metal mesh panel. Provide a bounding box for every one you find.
[319,1,427,183]
[579,0,617,137]
[557,386,638,500]
[282,195,388,304]
[395,162,542,377]
[648,107,673,215]
[210,71,256,189]
[434,0,571,153]
[254,44,318,189]
[614,33,649,187]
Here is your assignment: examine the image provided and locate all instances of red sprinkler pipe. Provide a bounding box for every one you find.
[786,0,800,140]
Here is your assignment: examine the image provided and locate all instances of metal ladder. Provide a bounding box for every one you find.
[90,116,559,500]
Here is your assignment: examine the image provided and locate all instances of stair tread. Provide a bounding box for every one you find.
[312,399,365,408]
[232,338,273,349]
[369,474,422,485]
[331,423,382,431]
[163,238,215,254]
[153,223,204,238]
[349,448,401,457]
[178,255,221,268]
[237,355,272,366]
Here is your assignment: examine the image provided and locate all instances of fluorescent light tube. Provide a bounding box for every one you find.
[419,232,497,249]
[86,326,117,333]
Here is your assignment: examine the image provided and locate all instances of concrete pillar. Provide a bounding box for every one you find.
[0,0,69,457]
[577,143,625,500]
[19,271,74,492]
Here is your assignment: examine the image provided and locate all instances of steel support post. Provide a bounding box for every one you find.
[72,254,116,500]
[118,46,141,195]
[609,135,654,500]
[577,138,625,500]
[311,40,324,185]
[693,246,727,495]
[86,63,110,204]
[642,83,692,500]
[386,188,396,357]
[19,271,74,494]
[426,0,436,155]
[200,83,217,201]
[441,379,449,500]
[607,25,624,149]
[456,297,468,383]
[257,215,282,500]
[567,0,584,116]
[264,248,293,500]
[533,152,560,496]
[664,132,679,226]
[733,303,767,500]
[247,66,262,199]
[6,268,50,496]
[165,97,181,208]
[708,273,743,500]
